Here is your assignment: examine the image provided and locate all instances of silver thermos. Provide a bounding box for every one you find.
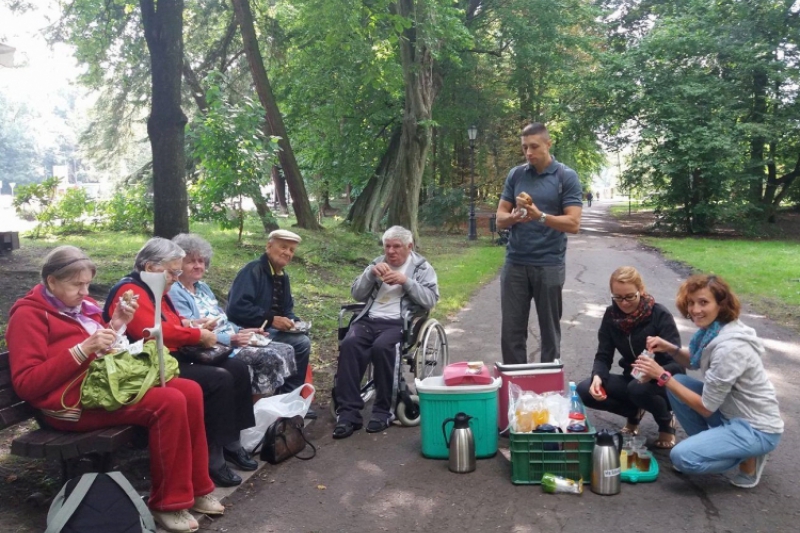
[591,429,622,495]
[442,412,476,473]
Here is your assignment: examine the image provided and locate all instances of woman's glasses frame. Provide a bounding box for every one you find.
[611,291,640,302]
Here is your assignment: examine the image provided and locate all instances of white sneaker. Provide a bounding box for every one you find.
[151,509,199,533]
[730,454,768,489]
[192,493,225,515]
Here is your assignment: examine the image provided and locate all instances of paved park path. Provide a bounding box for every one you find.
[211,201,800,533]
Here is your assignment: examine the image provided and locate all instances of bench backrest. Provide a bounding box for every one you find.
[0,351,37,430]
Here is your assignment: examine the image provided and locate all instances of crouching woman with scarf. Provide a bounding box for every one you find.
[577,266,684,448]
[636,274,783,488]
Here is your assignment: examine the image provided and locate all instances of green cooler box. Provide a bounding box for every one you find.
[415,376,501,459]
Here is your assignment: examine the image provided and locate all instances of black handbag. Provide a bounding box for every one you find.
[173,343,233,365]
[254,415,316,465]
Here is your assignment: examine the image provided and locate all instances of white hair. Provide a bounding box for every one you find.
[134,237,186,272]
[381,226,413,246]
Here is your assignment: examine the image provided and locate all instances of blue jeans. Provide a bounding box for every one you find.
[668,374,781,474]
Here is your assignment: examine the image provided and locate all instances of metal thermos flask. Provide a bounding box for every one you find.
[442,412,476,473]
[591,429,622,495]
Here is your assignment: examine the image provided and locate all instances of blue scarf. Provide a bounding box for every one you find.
[688,320,723,369]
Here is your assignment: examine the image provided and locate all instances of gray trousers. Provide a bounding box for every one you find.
[500,262,565,364]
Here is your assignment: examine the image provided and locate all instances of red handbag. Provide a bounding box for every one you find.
[443,361,493,386]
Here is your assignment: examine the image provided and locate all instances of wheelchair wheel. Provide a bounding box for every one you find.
[416,320,449,379]
[330,363,376,418]
[396,394,420,426]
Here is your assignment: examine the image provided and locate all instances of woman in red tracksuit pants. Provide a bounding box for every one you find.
[5,246,220,533]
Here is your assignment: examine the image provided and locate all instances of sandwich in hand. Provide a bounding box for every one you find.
[517,192,533,206]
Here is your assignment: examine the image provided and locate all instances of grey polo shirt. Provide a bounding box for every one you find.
[500,157,583,266]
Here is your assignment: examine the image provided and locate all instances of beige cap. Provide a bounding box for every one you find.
[268,229,302,243]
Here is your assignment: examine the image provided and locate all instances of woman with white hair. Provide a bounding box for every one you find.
[169,233,297,401]
[104,238,257,490]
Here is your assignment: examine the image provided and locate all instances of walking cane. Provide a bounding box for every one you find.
[140,271,168,387]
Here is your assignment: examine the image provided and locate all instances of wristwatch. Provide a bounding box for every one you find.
[538,212,547,224]
[657,371,672,387]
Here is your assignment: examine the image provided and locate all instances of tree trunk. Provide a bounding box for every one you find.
[271,166,288,211]
[140,0,189,238]
[748,68,768,203]
[347,127,401,232]
[386,0,439,243]
[230,0,321,230]
[252,195,279,233]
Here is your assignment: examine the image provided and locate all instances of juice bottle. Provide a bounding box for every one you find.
[620,449,628,472]
[532,407,549,428]
[515,407,534,432]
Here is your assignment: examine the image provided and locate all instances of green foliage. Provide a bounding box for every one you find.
[96,182,153,234]
[419,188,469,232]
[593,0,800,231]
[13,178,101,237]
[187,73,280,239]
[0,93,41,187]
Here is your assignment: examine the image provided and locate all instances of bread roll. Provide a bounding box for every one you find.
[122,289,135,304]
[518,192,532,205]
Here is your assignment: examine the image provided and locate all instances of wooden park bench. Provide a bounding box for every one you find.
[0,350,143,482]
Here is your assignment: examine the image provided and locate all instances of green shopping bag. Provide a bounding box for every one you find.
[79,341,180,411]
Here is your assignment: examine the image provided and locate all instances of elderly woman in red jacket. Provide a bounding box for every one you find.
[104,237,257,490]
[6,246,222,533]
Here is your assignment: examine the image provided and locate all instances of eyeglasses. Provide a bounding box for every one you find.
[611,292,640,302]
[151,263,183,279]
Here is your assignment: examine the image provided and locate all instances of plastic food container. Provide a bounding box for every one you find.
[415,376,501,459]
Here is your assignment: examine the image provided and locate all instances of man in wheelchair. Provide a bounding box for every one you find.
[333,226,439,439]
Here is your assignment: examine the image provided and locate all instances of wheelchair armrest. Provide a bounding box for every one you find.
[341,303,367,314]
[402,310,429,347]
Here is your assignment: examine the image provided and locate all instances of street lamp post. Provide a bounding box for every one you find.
[467,124,477,241]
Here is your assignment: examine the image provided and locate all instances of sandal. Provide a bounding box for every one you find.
[654,413,677,449]
[332,421,362,439]
[620,408,646,435]
[366,418,389,433]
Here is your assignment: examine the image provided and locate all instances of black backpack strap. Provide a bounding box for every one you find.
[45,473,98,533]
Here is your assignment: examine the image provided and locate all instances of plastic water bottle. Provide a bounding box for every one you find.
[568,381,585,420]
[631,349,655,381]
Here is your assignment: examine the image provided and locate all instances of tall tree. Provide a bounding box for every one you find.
[230,0,321,230]
[140,0,189,237]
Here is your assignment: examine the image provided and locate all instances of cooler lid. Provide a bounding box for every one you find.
[415,376,502,393]
[495,359,564,373]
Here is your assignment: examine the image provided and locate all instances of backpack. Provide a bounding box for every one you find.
[45,472,157,533]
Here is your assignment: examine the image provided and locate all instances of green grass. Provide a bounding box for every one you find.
[13,218,505,367]
[643,237,800,326]
[609,201,648,216]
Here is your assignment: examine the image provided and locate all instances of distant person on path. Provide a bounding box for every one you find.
[586,191,593,207]
[596,191,601,201]
[636,274,783,488]
[332,226,439,439]
[577,266,683,449]
[226,229,313,416]
[495,122,583,364]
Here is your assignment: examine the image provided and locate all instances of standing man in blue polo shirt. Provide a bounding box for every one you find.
[495,123,583,364]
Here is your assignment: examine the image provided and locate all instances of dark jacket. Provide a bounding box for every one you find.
[591,302,683,384]
[226,254,298,329]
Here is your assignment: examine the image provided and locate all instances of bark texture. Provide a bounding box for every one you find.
[231,0,321,230]
[141,0,189,238]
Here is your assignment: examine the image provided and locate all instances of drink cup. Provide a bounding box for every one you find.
[627,448,638,470]
[636,449,652,471]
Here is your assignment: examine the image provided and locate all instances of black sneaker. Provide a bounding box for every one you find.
[209,464,242,487]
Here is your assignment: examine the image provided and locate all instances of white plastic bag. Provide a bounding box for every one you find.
[240,384,315,453]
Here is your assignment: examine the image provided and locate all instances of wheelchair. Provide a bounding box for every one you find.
[330,303,449,426]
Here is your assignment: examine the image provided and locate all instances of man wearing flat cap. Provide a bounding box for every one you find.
[227,230,312,409]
